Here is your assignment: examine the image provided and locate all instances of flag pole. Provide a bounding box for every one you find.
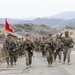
[4,30,7,38]
[4,18,7,38]
[3,18,7,61]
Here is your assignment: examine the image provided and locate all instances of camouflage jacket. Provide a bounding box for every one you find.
[23,39,34,52]
[63,36,74,48]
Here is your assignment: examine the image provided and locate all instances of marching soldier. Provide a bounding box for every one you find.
[23,34,34,69]
[34,38,39,52]
[3,33,17,67]
[45,34,56,67]
[38,37,42,52]
[41,37,46,57]
[12,35,19,65]
[3,34,12,68]
[54,37,64,63]
[63,31,74,65]
[9,34,17,67]
[19,38,24,57]
[34,38,42,52]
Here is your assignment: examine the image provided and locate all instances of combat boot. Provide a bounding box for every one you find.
[14,62,16,65]
[63,61,65,64]
[50,62,53,67]
[59,60,61,63]
[47,63,51,67]
[26,66,29,69]
[67,62,71,65]
[29,64,31,67]
[6,64,9,68]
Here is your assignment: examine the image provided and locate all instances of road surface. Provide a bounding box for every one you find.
[0,51,75,75]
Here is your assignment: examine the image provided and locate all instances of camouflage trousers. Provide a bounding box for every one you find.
[46,50,53,64]
[54,51,62,61]
[5,51,17,65]
[5,51,10,65]
[26,51,32,66]
[9,55,17,65]
[63,48,71,63]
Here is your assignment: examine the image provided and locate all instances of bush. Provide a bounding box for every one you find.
[66,26,75,29]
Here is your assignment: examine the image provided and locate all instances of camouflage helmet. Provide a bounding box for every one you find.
[26,34,30,37]
[49,34,52,37]
[7,33,12,36]
[65,31,69,34]
[56,34,59,37]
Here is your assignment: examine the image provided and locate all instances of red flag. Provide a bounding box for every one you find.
[5,19,14,32]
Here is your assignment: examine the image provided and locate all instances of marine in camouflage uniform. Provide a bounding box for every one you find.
[9,34,18,66]
[3,34,17,67]
[41,37,46,57]
[34,38,39,52]
[19,39,25,57]
[54,37,64,62]
[13,35,19,64]
[21,39,25,55]
[45,34,56,67]
[15,38,20,59]
[38,37,42,52]
[18,38,22,57]
[34,38,42,52]
[3,34,11,68]
[23,34,34,69]
[63,31,74,65]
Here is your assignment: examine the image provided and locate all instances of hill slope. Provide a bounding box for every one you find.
[51,11,75,19]
[1,12,75,29]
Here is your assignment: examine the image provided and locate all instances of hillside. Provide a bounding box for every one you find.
[51,11,75,19]
[12,24,59,36]
[53,19,75,29]
[0,24,59,44]
[1,12,75,30]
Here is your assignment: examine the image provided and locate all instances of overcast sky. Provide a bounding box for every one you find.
[0,0,75,19]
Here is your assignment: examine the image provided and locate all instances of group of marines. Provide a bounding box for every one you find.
[3,30,74,69]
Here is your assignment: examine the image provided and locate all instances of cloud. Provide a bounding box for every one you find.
[0,0,75,18]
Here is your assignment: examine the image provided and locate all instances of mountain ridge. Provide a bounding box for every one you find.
[1,11,75,29]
